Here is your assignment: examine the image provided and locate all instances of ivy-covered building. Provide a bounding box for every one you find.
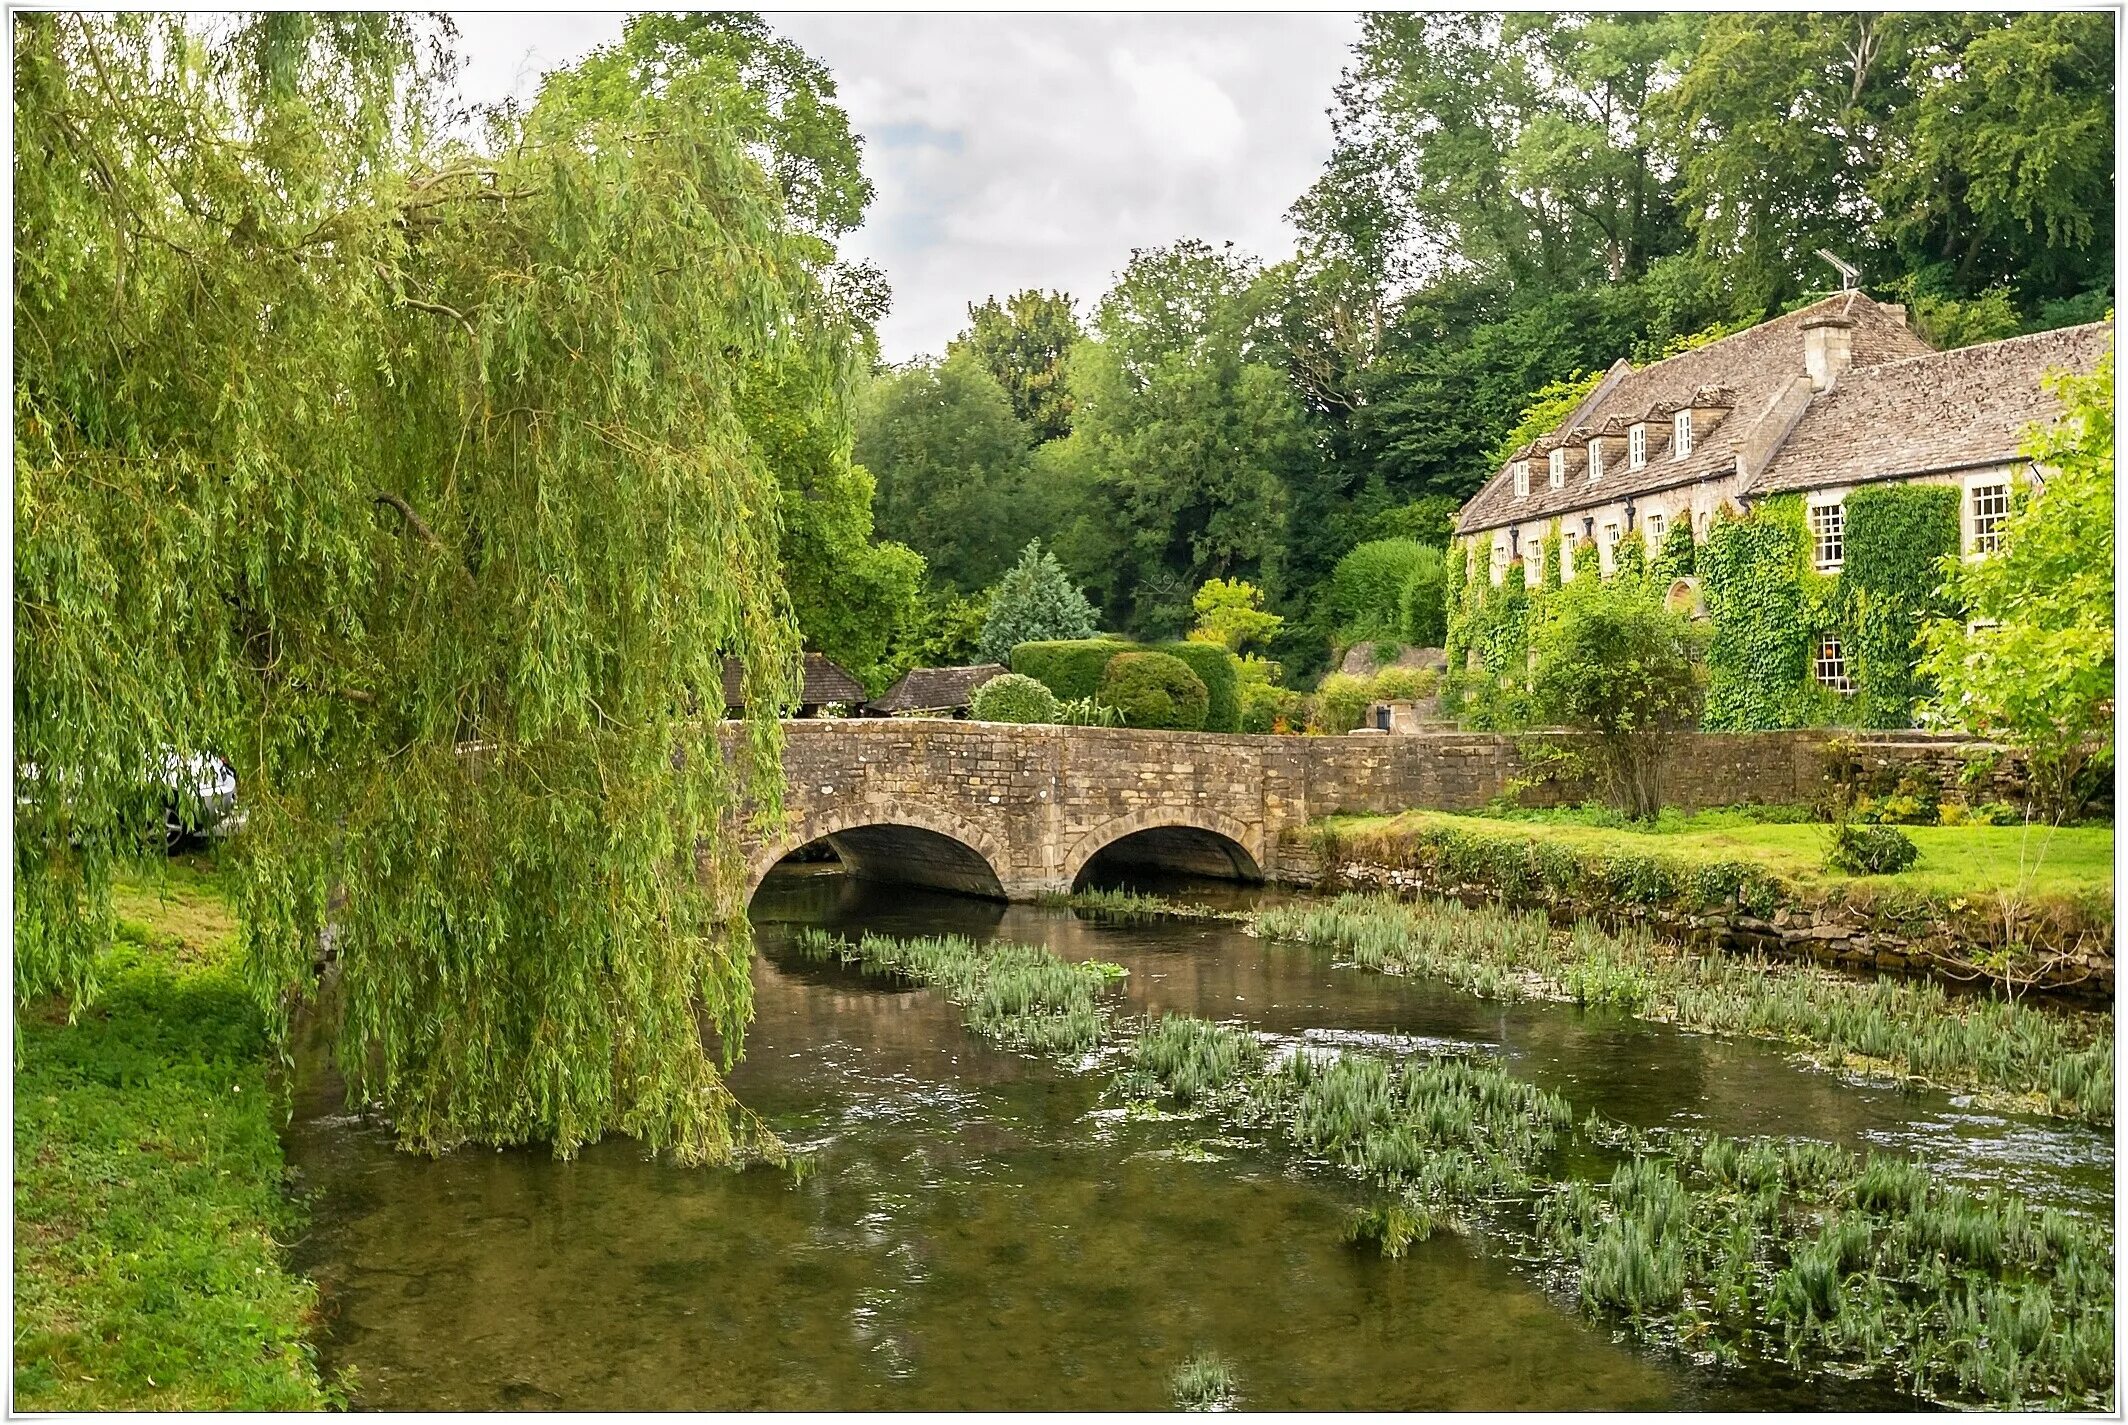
[1448,294,2113,728]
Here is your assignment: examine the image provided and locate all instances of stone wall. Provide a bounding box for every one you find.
[734,721,2015,900]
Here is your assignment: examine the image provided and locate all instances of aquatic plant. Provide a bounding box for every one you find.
[1169,1350,1236,1411]
[1254,895,2113,1122]
[1033,886,1233,922]
[791,929,1120,1056]
[1542,1124,2117,1410]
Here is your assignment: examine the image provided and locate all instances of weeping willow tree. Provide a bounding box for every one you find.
[13,12,853,1161]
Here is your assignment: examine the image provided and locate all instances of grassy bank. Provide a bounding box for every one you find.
[13,857,331,1411]
[1318,808,2114,907]
[1252,894,2112,1123]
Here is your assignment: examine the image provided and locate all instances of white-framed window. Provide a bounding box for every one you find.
[1808,499,1844,571]
[1673,410,1693,458]
[1512,460,1529,497]
[1524,543,1543,587]
[1813,635,1854,694]
[1600,521,1620,572]
[1490,539,1508,586]
[1560,538,1575,582]
[1969,480,2010,555]
[1645,511,1665,546]
[1549,448,1566,487]
[1629,425,1647,468]
[1588,440,1605,484]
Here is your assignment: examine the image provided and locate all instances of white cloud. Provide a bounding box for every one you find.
[446,11,1358,361]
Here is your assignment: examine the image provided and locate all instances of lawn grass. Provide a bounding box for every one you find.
[13,855,331,1410]
[1325,809,2113,906]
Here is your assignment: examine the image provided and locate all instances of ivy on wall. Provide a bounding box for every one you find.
[1841,484,1961,728]
[1700,497,1843,730]
[1448,489,1964,735]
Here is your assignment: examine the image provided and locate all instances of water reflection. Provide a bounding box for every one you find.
[283,871,2110,1410]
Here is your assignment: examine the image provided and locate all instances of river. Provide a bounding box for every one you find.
[283,867,2112,1410]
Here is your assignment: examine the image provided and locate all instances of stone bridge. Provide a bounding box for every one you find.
[734,720,1957,901]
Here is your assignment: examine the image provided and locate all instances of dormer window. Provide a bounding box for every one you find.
[1512,460,1529,498]
[1548,448,1565,487]
[1629,425,1647,469]
[1587,440,1604,484]
[1673,410,1693,459]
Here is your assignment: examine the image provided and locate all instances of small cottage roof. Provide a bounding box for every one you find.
[866,663,1009,714]
[721,652,866,712]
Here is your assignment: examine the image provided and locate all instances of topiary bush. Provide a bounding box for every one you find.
[1100,651,1209,731]
[968,672,1059,724]
[1014,638,1239,732]
[1329,540,1440,645]
[1824,823,1919,876]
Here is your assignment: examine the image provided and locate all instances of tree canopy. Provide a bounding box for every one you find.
[13,11,879,1161]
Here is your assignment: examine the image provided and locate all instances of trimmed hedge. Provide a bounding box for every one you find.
[1100,651,1210,731]
[1012,638,1241,732]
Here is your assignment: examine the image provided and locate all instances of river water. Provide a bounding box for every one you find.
[284,868,2112,1410]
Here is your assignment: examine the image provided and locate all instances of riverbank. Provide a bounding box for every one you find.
[1288,810,2114,997]
[12,857,330,1410]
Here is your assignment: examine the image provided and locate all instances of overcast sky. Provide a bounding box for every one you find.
[449,12,1359,360]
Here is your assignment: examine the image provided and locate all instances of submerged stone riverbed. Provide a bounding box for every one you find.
[285,869,2112,1410]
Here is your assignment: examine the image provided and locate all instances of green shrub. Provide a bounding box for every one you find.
[1011,638,1130,700]
[1014,638,1239,732]
[1842,484,1960,729]
[1651,517,1697,581]
[1371,666,1439,701]
[977,540,1098,663]
[1100,651,1210,731]
[1825,823,1919,876]
[1161,641,1241,732]
[1309,671,1375,733]
[1330,539,1441,644]
[1399,557,1449,647]
[1240,682,1304,734]
[968,672,1059,724]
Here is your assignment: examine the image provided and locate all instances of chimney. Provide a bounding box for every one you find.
[1801,313,1855,391]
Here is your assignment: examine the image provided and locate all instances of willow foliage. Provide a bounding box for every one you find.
[15,13,835,1160]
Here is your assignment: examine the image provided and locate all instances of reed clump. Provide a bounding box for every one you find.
[1254,894,2113,1123]
[1117,1014,1572,1221]
[1169,1350,1236,1411]
[1034,886,1234,922]
[1539,1125,2116,1410]
[792,929,1121,1055]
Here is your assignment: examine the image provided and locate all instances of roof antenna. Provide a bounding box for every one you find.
[1815,249,1860,292]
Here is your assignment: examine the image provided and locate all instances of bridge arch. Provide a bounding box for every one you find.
[746,800,1008,900]
[1064,807,1266,889]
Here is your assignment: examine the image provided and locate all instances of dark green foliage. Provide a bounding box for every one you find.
[1826,823,1921,876]
[1011,638,1131,701]
[1012,638,1240,732]
[978,540,1099,663]
[1528,578,1706,817]
[1699,500,1841,730]
[1650,516,1697,581]
[966,672,1058,725]
[1398,559,1449,646]
[947,289,1083,444]
[1328,539,1441,645]
[1840,485,1962,728]
[1162,641,1243,732]
[1099,651,1210,732]
[855,352,1041,593]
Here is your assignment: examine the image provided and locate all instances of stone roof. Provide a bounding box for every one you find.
[866,663,1008,714]
[721,652,866,712]
[1456,293,1933,536]
[1744,321,2115,496]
